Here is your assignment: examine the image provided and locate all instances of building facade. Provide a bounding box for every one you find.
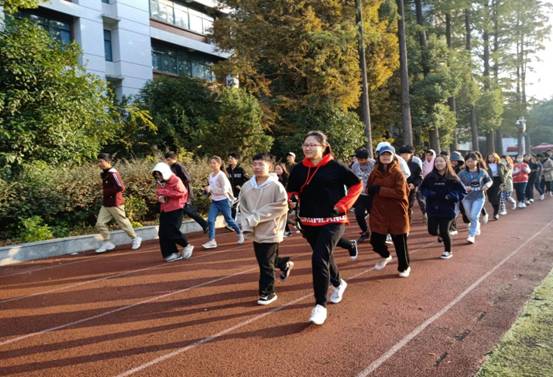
[6,0,229,97]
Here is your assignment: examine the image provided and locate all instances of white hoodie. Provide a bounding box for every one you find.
[238,173,288,243]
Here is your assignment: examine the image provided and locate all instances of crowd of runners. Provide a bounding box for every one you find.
[92,131,553,326]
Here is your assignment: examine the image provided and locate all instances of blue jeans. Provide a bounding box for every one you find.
[207,199,240,240]
[514,182,527,203]
[462,196,485,237]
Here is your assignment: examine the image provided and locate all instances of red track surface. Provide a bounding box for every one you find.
[2,200,553,377]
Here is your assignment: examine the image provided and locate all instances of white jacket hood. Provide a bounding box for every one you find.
[152,162,174,181]
[248,173,279,189]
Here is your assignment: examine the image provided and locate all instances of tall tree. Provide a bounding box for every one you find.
[397,0,413,146]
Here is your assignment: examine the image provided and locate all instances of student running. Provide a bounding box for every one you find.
[287,130,362,325]
[152,162,194,262]
[238,153,292,306]
[420,155,466,259]
[202,156,244,249]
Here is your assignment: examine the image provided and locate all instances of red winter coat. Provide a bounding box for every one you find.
[156,175,188,213]
[512,162,530,183]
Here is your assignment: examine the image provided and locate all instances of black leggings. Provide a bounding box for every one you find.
[370,232,410,272]
[487,177,502,216]
[427,217,454,252]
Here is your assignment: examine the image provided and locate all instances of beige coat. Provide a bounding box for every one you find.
[238,174,288,243]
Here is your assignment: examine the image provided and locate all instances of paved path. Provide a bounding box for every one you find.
[1,199,553,377]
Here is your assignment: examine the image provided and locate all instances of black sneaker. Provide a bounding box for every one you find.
[257,293,277,305]
[279,261,294,281]
[349,240,359,261]
[357,232,370,243]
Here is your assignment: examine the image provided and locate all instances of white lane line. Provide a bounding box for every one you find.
[355,218,553,377]
[114,239,439,377]
[0,266,258,347]
[0,263,168,305]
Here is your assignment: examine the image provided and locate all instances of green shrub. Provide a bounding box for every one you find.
[19,216,54,242]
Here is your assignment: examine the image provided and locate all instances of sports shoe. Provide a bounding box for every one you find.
[467,235,475,244]
[237,232,245,244]
[440,251,452,260]
[482,213,489,224]
[476,226,481,236]
[512,201,517,210]
[330,279,348,304]
[529,198,535,203]
[493,214,500,220]
[202,239,218,249]
[182,244,194,259]
[225,225,235,232]
[518,202,526,208]
[309,304,327,325]
[357,232,370,243]
[398,266,411,278]
[449,230,458,236]
[131,237,142,250]
[385,234,393,244]
[540,194,545,201]
[257,293,277,305]
[499,209,507,216]
[165,253,183,262]
[374,255,392,270]
[284,230,292,238]
[279,261,294,281]
[95,241,115,253]
[349,240,359,261]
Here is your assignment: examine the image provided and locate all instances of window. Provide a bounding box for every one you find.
[149,0,214,36]
[22,12,72,44]
[104,29,113,62]
[152,42,216,81]
[102,0,110,3]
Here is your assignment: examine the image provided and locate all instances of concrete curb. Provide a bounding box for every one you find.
[0,217,228,266]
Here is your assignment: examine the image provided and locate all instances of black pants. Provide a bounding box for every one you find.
[183,204,208,231]
[416,189,426,215]
[514,182,527,202]
[427,217,454,252]
[487,177,502,216]
[370,232,410,272]
[526,173,537,200]
[353,195,371,233]
[302,223,344,307]
[407,189,417,223]
[159,209,188,258]
[253,242,290,296]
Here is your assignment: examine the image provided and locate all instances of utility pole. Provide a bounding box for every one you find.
[355,0,374,158]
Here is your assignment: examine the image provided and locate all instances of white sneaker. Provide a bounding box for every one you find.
[202,239,218,249]
[449,230,458,236]
[467,235,475,244]
[540,194,545,200]
[309,304,327,325]
[499,210,507,216]
[95,241,115,253]
[385,234,393,244]
[440,251,452,260]
[511,201,517,210]
[374,255,393,270]
[330,279,348,304]
[398,266,411,278]
[529,198,535,203]
[182,244,194,259]
[131,237,142,250]
[237,232,245,244]
[165,253,183,262]
[518,202,526,208]
[482,213,489,224]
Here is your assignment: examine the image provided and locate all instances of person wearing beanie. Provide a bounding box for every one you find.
[367,144,412,277]
[350,147,376,242]
[152,162,194,262]
[95,153,142,253]
[287,131,362,325]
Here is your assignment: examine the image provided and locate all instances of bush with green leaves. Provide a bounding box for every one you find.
[19,216,53,243]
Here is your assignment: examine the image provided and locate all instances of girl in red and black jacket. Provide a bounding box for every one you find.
[287,131,362,326]
[152,162,194,263]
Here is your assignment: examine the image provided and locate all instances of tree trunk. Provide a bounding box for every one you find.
[465,8,479,151]
[397,0,413,146]
[415,0,439,152]
[446,11,457,153]
[495,129,503,154]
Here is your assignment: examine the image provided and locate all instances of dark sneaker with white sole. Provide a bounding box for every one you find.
[257,293,277,305]
[279,261,294,281]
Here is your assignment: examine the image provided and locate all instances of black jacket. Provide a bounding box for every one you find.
[169,162,193,201]
[226,165,249,197]
[420,171,466,219]
[407,159,422,187]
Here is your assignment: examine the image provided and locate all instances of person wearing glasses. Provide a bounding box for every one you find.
[287,131,362,326]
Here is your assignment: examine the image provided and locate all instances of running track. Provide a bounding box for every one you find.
[2,199,553,377]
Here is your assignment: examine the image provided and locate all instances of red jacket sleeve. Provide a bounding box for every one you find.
[334,181,362,213]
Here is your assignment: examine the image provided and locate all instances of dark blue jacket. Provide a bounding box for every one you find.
[420,171,466,219]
